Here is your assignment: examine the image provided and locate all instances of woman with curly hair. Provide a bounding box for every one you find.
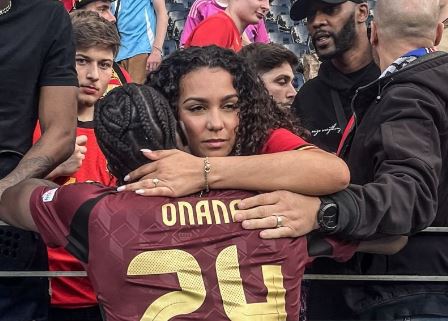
[118,46,349,202]
[149,45,305,156]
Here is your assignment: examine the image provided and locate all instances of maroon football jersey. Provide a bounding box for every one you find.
[30,183,356,321]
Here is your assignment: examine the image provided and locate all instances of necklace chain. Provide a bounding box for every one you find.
[0,0,12,16]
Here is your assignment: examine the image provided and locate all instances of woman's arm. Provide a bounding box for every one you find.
[146,0,168,72]
[119,148,349,197]
[208,149,349,194]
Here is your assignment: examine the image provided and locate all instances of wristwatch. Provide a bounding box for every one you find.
[317,196,339,233]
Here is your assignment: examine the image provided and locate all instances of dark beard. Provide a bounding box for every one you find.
[314,13,357,60]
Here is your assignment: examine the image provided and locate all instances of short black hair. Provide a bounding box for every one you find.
[239,43,299,75]
[94,84,178,184]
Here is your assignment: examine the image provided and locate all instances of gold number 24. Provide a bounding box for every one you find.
[127,245,287,321]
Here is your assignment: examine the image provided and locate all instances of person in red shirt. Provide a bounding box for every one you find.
[0,82,407,321]
[34,11,119,321]
[185,0,270,51]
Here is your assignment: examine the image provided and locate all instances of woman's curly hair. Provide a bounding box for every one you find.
[146,46,306,156]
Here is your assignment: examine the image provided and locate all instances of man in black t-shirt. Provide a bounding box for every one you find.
[0,0,78,320]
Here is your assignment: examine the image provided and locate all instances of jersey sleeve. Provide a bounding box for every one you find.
[180,15,201,46]
[261,128,315,153]
[38,3,78,87]
[29,183,113,248]
[305,232,358,265]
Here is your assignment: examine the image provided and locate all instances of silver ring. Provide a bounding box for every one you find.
[275,215,283,228]
[152,178,160,188]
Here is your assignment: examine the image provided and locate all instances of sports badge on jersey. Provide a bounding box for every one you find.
[42,188,58,203]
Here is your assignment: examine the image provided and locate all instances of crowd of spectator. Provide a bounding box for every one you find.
[0,0,447,320]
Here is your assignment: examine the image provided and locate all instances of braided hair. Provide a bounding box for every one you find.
[95,84,178,184]
[147,45,305,156]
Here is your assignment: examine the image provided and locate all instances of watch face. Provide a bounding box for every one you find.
[320,203,338,231]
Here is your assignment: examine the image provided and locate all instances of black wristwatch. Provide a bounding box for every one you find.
[317,196,339,233]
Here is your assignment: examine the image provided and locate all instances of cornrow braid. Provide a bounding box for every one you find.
[95,83,178,184]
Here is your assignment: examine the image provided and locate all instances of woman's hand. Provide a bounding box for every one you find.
[118,149,204,197]
[234,190,321,239]
[46,135,88,180]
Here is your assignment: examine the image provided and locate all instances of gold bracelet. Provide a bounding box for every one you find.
[203,157,211,193]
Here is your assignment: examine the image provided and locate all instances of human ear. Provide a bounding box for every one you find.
[356,3,369,23]
[434,22,444,46]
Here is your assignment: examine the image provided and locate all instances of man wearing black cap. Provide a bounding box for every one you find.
[291,0,379,153]
[278,0,380,319]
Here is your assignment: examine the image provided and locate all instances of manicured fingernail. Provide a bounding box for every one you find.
[234,213,242,222]
[135,189,145,195]
[123,175,130,182]
[116,186,125,192]
[140,149,152,153]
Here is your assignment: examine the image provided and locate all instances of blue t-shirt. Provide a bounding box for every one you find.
[113,0,157,61]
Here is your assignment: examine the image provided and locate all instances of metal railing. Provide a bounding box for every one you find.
[0,224,446,281]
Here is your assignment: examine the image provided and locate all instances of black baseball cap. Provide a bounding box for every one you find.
[73,0,116,10]
[290,0,365,21]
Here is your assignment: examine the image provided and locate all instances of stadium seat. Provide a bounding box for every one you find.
[269,31,294,45]
[168,10,187,37]
[173,19,186,41]
[269,0,291,9]
[291,23,309,44]
[265,20,280,33]
[168,9,187,23]
[266,5,290,22]
[172,0,191,10]
[163,39,178,57]
[277,14,294,31]
[284,43,309,57]
[166,2,186,13]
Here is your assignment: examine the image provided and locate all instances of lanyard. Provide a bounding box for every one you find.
[402,47,435,58]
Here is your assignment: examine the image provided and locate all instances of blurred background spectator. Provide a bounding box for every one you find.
[183,0,269,51]
[112,0,168,83]
[180,0,270,47]
[240,42,299,110]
